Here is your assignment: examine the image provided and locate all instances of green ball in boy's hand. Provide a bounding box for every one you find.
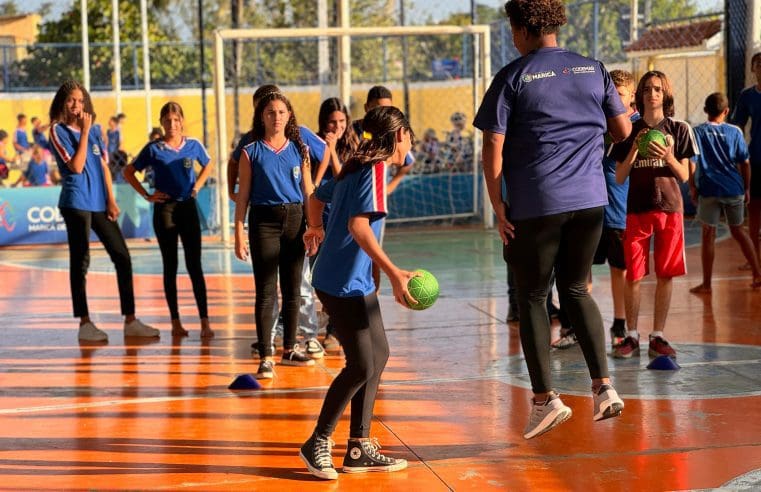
[638,129,668,158]
[405,269,439,311]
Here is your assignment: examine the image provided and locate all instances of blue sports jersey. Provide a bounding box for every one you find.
[32,128,49,150]
[602,111,641,229]
[15,128,30,151]
[312,161,387,297]
[692,122,749,197]
[107,128,121,155]
[50,123,108,212]
[232,126,326,165]
[731,86,761,166]
[24,158,48,186]
[473,47,625,221]
[243,140,304,205]
[132,137,211,201]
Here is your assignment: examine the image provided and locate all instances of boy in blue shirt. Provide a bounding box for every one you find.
[13,113,31,159]
[689,92,761,291]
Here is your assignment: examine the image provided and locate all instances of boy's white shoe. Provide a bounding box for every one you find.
[78,322,108,342]
[124,319,160,338]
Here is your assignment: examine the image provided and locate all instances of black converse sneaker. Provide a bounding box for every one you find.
[299,434,337,480]
[342,438,408,473]
[281,344,315,367]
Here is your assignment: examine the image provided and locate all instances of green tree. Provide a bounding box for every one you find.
[12,0,194,90]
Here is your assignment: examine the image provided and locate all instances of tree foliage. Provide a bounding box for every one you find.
[10,0,196,90]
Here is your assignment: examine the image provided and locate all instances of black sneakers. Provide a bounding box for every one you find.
[299,434,337,480]
[342,438,408,473]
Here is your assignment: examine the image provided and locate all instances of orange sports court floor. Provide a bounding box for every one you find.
[0,224,760,491]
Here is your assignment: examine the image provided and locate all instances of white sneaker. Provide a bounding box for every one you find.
[523,393,572,439]
[592,384,624,421]
[78,322,108,342]
[124,319,160,338]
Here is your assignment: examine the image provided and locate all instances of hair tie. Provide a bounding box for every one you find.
[362,130,373,141]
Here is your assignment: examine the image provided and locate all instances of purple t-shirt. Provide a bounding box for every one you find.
[473,47,626,220]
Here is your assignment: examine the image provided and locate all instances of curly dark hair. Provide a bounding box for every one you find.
[49,80,96,124]
[504,0,567,37]
[337,106,414,180]
[252,91,307,164]
[318,97,358,164]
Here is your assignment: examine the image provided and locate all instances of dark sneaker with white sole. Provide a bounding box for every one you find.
[299,434,338,480]
[342,438,408,473]
[281,345,315,366]
[255,360,275,379]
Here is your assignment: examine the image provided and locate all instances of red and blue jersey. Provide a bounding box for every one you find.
[312,161,387,297]
[50,123,108,212]
[132,137,211,201]
[243,139,304,206]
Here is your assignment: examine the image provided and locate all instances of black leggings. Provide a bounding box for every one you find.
[153,199,208,320]
[507,207,609,394]
[60,207,134,318]
[249,203,305,357]
[314,291,389,439]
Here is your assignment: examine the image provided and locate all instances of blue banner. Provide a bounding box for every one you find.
[0,184,154,246]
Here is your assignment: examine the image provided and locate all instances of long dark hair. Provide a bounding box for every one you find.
[252,91,307,164]
[49,80,96,124]
[635,70,675,118]
[318,97,358,164]
[337,106,413,180]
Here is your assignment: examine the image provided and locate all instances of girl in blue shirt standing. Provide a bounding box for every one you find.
[49,80,158,342]
[124,102,215,338]
[299,106,416,480]
[234,91,314,377]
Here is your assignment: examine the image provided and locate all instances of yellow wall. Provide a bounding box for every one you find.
[0,80,477,162]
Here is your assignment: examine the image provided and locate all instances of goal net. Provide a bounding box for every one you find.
[212,25,492,243]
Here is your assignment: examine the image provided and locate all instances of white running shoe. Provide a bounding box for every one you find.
[124,319,160,338]
[78,322,108,342]
[593,384,624,421]
[523,393,572,439]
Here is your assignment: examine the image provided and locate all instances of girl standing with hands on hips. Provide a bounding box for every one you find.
[234,91,315,378]
[49,80,159,342]
[123,102,215,338]
[299,106,417,480]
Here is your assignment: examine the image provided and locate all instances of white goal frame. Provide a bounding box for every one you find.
[213,25,492,244]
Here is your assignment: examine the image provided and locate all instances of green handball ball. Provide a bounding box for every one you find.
[406,269,439,311]
[637,129,668,158]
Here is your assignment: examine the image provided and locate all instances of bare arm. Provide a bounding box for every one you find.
[616,129,646,185]
[303,192,326,256]
[386,164,411,195]
[65,113,93,174]
[234,152,252,260]
[227,155,239,202]
[193,160,215,196]
[482,131,514,244]
[739,159,751,204]
[348,214,417,307]
[606,113,632,143]
[101,156,120,221]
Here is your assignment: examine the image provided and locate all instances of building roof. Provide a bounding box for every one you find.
[626,18,722,52]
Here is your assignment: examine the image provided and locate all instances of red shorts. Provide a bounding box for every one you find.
[623,211,686,281]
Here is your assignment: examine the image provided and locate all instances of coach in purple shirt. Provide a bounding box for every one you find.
[473,0,631,440]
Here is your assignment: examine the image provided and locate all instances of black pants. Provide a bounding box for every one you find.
[153,199,208,320]
[507,207,609,394]
[249,203,305,357]
[314,291,389,439]
[60,207,134,318]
